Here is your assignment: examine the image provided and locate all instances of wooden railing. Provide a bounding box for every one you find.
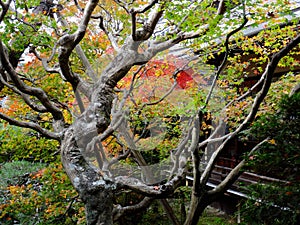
[186,157,289,199]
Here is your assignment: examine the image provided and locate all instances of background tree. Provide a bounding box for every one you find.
[0,0,300,225]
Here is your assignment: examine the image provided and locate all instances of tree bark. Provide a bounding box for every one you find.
[82,188,114,225]
[61,125,116,225]
[184,193,210,225]
[60,38,146,225]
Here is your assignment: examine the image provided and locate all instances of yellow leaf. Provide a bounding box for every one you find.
[268,139,276,145]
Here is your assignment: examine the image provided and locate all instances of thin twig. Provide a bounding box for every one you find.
[202,1,248,110]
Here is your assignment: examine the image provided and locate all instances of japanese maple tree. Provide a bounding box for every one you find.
[1,0,300,225]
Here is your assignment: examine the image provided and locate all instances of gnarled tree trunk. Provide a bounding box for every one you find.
[60,40,148,225]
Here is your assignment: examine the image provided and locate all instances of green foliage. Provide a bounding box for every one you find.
[198,212,232,225]
[241,184,300,225]
[0,0,55,52]
[0,160,45,188]
[116,186,192,225]
[0,124,59,163]
[246,92,300,177]
[241,92,300,224]
[0,162,85,225]
[261,73,300,114]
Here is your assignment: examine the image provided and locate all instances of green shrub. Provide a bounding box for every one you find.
[241,93,300,225]
[0,162,85,225]
[0,124,59,163]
